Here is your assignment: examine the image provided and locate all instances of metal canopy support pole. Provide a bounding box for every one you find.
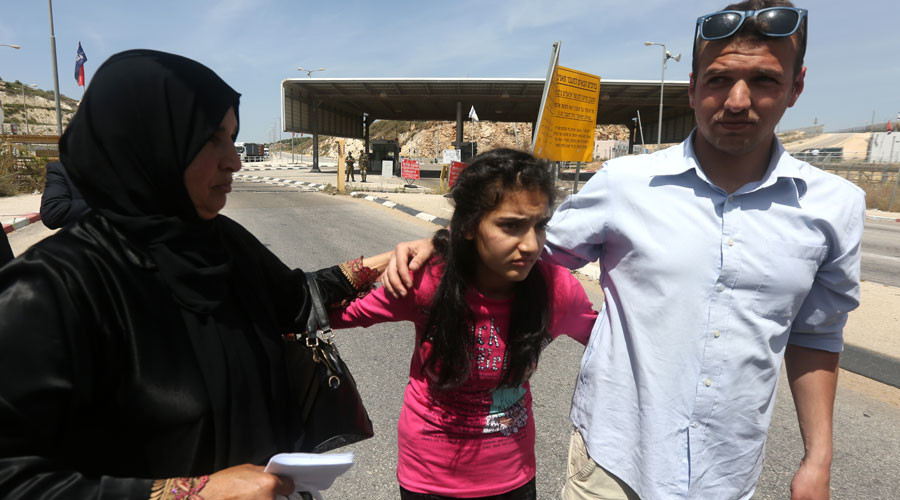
[364,115,372,155]
[456,101,463,144]
[573,162,581,194]
[22,86,29,134]
[310,97,320,173]
[628,123,636,154]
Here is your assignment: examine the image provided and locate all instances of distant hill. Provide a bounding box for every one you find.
[284,120,629,159]
[0,78,79,135]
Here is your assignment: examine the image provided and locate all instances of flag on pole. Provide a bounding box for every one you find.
[468,105,479,122]
[74,42,87,86]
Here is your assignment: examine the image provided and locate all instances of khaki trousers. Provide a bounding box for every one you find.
[560,428,640,500]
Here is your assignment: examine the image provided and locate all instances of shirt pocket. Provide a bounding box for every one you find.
[751,238,826,321]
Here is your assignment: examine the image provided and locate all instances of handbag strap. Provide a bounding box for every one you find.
[304,273,333,340]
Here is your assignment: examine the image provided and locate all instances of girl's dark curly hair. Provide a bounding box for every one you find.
[421,148,555,389]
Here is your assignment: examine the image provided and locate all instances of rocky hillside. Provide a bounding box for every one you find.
[291,120,629,159]
[0,78,79,135]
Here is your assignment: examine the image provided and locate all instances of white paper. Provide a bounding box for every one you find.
[265,452,354,500]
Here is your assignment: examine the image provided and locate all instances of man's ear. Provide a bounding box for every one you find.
[788,66,806,108]
[688,72,696,109]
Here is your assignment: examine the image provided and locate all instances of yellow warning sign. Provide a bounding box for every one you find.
[533,66,601,162]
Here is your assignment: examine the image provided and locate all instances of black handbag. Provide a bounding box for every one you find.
[283,273,374,453]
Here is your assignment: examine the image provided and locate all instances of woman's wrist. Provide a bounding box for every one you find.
[339,256,381,294]
[149,475,209,500]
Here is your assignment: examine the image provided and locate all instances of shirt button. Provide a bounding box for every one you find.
[728,239,735,246]
[727,195,735,203]
[716,284,725,293]
[713,330,721,338]
[691,421,700,429]
[704,379,712,387]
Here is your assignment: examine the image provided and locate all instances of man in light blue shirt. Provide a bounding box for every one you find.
[385,1,864,498]
[545,1,864,499]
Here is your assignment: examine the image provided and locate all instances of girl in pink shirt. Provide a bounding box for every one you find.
[330,149,598,499]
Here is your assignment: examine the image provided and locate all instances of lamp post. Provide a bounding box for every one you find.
[1,44,21,134]
[645,41,680,147]
[297,67,325,78]
[298,67,325,172]
[47,0,63,135]
[22,84,38,134]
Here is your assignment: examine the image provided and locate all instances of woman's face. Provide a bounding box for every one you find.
[184,107,241,220]
[467,187,550,299]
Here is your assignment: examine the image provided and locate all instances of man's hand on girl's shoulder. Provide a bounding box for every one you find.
[383,238,434,298]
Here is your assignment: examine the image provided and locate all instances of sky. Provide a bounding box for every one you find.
[2,0,898,143]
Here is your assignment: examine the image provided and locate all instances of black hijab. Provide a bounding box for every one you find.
[60,49,241,313]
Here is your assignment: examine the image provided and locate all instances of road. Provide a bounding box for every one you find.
[782,133,870,159]
[219,183,900,500]
[862,219,900,287]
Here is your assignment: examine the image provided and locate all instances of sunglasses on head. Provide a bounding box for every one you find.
[695,7,807,41]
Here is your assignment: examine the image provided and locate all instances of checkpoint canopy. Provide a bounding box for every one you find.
[280,77,693,158]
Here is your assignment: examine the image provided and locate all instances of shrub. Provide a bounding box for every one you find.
[0,147,47,196]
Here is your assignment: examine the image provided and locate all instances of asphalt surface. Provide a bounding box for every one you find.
[862,219,900,287]
[221,183,900,500]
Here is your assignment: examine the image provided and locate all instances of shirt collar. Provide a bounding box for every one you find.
[654,129,809,200]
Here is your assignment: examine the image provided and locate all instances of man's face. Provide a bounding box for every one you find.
[689,37,805,157]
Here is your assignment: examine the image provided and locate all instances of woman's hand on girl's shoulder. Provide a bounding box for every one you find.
[383,238,434,299]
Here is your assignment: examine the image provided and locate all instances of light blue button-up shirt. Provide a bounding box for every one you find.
[543,132,865,500]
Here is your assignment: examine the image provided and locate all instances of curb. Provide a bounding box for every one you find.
[866,215,900,223]
[234,174,329,191]
[350,192,451,227]
[2,212,42,234]
[240,166,308,172]
[234,173,434,195]
[840,344,900,389]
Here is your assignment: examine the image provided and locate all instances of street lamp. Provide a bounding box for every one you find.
[48,0,63,135]
[645,41,680,147]
[297,66,326,78]
[2,44,21,134]
[22,83,38,134]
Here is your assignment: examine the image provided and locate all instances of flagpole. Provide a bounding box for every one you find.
[48,0,63,135]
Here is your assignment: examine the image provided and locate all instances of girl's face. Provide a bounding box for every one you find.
[467,187,550,299]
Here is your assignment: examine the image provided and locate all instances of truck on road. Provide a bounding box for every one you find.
[234,142,267,162]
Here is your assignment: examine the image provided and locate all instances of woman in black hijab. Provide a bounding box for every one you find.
[0,50,389,499]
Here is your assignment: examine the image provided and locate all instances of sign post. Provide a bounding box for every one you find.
[440,149,462,192]
[532,42,601,163]
[449,161,467,188]
[400,158,420,186]
[337,139,346,192]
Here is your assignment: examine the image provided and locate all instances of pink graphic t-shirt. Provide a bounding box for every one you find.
[329,259,597,497]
